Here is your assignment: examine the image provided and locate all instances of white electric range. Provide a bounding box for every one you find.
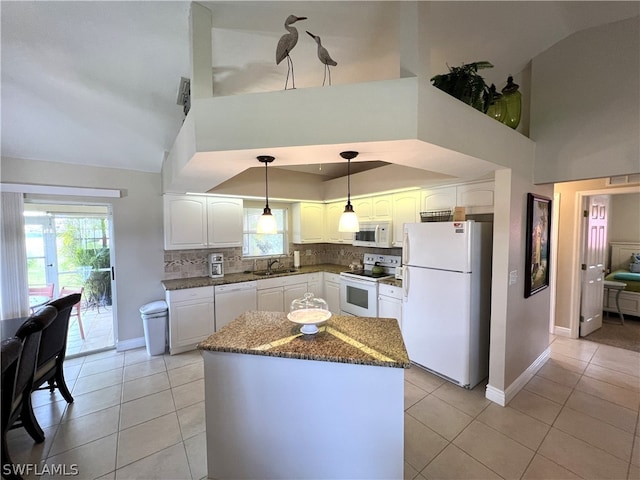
[340,254,401,317]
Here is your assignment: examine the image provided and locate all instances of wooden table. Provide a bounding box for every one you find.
[1,316,28,341]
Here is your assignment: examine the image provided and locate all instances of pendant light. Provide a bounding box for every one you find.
[338,151,360,232]
[256,155,277,234]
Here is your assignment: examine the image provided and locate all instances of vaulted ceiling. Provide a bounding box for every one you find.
[2,1,638,178]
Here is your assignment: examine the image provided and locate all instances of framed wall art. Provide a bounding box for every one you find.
[524,193,552,298]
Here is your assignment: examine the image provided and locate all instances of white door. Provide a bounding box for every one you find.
[579,195,609,337]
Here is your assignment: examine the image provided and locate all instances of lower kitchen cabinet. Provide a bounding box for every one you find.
[257,286,285,312]
[283,281,308,310]
[324,272,341,314]
[166,286,215,355]
[257,274,310,312]
[306,272,322,298]
[378,283,402,328]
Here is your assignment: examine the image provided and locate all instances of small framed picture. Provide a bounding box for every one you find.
[524,193,552,298]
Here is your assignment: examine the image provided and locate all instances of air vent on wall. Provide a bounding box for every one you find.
[606,174,640,186]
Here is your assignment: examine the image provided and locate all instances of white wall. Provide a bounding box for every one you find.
[610,193,640,243]
[531,16,640,183]
[488,169,553,394]
[1,157,165,344]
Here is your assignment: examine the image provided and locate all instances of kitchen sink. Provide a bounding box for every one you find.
[252,269,298,276]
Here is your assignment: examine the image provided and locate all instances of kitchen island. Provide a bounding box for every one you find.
[197,311,409,480]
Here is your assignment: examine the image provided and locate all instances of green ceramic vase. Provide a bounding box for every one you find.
[501,76,521,129]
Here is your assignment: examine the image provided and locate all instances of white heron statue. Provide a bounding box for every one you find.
[306,31,337,86]
[276,15,307,90]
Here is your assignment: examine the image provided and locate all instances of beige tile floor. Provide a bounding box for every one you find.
[6,335,640,480]
[65,307,115,357]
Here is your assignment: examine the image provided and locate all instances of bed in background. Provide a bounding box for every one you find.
[605,241,640,318]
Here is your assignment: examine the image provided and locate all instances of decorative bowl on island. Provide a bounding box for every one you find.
[288,292,331,334]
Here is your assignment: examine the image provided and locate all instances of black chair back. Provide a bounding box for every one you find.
[13,306,58,406]
[3,306,57,475]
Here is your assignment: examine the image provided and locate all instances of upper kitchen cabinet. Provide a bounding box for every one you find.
[164,194,243,250]
[456,181,495,214]
[292,203,325,244]
[164,195,208,249]
[421,181,495,215]
[325,202,353,244]
[206,197,243,247]
[391,191,421,247]
[354,195,392,221]
[421,186,457,213]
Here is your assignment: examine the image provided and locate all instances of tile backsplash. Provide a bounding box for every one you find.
[163,244,402,279]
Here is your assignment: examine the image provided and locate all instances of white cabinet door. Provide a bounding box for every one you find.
[353,198,373,220]
[325,202,353,243]
[167,286,214,354]
[307,272,322,298]
[456,181,495,214]
[257,287,284,312]
[324,273,341,314]
[284,282,308,310]
[293,203,325,243]
[207,197,243,247]
[378,294,402,328]
[372,195,392,219]
[392,191,420,247]
[164,195,208,250]
[421,187,457,213]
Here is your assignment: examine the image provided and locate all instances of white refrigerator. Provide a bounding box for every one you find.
[402,221,492,388]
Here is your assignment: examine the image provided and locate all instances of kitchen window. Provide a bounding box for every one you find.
[243,207,288,257]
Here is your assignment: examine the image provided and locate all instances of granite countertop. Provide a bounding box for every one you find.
[161,264,347,291]
[379,277,403,288]
[197,311,410,369]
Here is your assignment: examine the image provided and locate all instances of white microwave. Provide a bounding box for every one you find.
[352,221,392,248]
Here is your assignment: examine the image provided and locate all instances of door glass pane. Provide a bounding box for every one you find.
[25,222,47,285]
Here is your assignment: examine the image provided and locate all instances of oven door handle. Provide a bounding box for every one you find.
[340,276,377,288]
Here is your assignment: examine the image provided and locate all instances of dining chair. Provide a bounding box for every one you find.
[2,306,57,478]
[28,284,54,300]
[1,337,22,479]
[59,287,84,339]
[28,283,55,314]
[31,293,82,404]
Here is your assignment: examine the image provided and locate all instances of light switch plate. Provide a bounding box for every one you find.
[509,270,518,285]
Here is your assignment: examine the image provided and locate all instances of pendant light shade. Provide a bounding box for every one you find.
[257,155,277,234]
[338,151,360,233]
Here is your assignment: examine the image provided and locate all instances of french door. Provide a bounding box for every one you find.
[24,203,116,355]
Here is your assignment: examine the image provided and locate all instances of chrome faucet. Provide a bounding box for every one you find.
[267,258,280,273]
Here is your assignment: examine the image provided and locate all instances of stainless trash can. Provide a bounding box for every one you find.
[139,300,168,356]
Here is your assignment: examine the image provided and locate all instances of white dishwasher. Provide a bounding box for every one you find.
[214,281,257,331]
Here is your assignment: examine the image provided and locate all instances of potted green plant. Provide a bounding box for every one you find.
[430,61,493,113]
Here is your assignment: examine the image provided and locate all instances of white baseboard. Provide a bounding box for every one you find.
[553,326,572,337]
[116,336,146,352]
[486,347,551,406]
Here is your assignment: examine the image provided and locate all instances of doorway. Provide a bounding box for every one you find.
[24,202,116,356]
[564,184,640,338]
